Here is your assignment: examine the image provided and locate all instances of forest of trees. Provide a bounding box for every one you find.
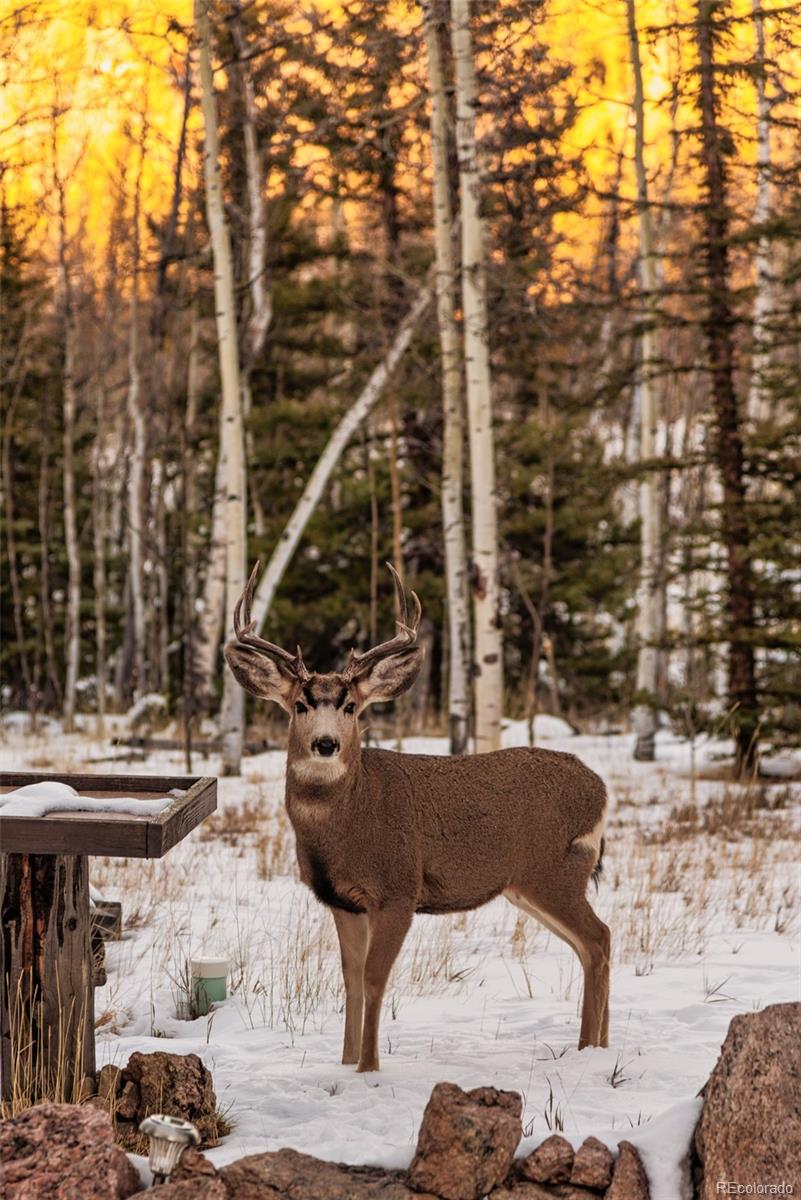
[1,0,799,777]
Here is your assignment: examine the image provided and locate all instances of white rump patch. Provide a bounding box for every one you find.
[571,805,607,860]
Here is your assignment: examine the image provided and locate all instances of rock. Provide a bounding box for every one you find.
[606,1140,649,1200]
[150,1179,227,1200]
[0,1102,141,1200]
[170,1147,219,1181]
[490,1184,598,1200]
[408,1082,523,1200]
[570,1137,613,1190]
[97,1064,123,1104]
[222,1147,435,1199]
[109,1050,222,1152]
[116,1080,140,1121]
[520,1135,574,1183]
[693,1002,801,1198]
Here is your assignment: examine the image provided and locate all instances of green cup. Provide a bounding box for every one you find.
[190,956,229,1016]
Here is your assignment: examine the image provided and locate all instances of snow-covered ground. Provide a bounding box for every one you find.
[1,718,798,1200]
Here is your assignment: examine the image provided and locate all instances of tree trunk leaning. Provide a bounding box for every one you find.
[249,281,433,635]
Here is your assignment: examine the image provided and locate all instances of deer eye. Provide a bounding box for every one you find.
[295,701,307,715]
[344,702,356,715]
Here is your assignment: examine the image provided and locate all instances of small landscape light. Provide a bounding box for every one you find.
[139,1113,200,1185]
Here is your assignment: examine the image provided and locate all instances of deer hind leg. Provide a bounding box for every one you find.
[332,909,368,1065]
[505,865,610,1050]
[357,903,414,1073]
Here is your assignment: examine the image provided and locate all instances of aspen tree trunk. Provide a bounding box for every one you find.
[422,0,471,755]
[450,0,503,753]
[231,5,272,538]
[196,0,247,775]
[38,401,61,706]
[626,0,663,762]
[747,0,772,423]
[197,447,227,704]
[53,130,80,733]
[250,282,433,632]
[92,386,107,735]
[182,306,201,772]
[696,0,759,777]
[125,165,146,701]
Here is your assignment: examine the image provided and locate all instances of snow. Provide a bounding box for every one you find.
[0,781,179,818]
[0,723,797,1199]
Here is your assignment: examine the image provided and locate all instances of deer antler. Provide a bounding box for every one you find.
[232,561,311,682]
[342,562,421,682]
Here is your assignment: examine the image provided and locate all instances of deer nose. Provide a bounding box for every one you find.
[312,736,339,757]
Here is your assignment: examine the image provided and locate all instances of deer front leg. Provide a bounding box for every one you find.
[357,903,414,1073]
[332,909,368,1065]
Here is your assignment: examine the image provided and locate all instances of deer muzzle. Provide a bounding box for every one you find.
[312,736,340,758]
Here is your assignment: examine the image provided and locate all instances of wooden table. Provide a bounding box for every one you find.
[0,771,216,1104]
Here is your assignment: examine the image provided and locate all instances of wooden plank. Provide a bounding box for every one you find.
[0,773,217,859]
[147,777,218,858]
[1,852,95,1104]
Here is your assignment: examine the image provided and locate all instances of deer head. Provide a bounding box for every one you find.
[224,562,424,782]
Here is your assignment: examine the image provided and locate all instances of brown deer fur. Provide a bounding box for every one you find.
[225,564,610,1072]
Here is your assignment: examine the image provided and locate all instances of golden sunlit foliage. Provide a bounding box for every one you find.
[0,0,796,273]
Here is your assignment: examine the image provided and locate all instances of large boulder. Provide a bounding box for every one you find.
[0,1103,140,1200]
[97,1050,222,1153]
[154,1147,435,1199]
[693,1002,801,1198]
[408,1082,523,1200]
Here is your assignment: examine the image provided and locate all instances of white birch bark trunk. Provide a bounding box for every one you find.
[232,6,271,538]
[196,445,227,703]
[422,0,471,755]
[450,0,503,753]
[250,282,433,632]
[197,0,247,775]
[626,0,663,762]
[125,230,146,700]
[92,386,107,735]
[53,128,80,733]
[747,0,772,424]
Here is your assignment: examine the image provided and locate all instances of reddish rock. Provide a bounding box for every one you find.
[97,1064,122,1104]
[606,1140,649,1200]
[408,1082,523,1200]
[150,1179,227,1200]
[490,1184,598,1199]
[116,1080,140,1121]
[520,1135,574,1183]
[693,1002,801,1198]
[0,1103,140,1200]
[170,1146,219,1181]
[570,1136,613,1190]
[226,1147,435,1198]
[109,1050,221,1151]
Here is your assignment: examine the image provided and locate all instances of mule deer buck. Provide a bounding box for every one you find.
[225,563,610,1072]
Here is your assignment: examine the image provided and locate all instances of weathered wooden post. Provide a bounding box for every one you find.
[1,852,95,1104]
[0,771,216,1107]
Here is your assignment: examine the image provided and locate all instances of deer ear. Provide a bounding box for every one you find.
[224,643,295,712]
[354,646,424,707]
